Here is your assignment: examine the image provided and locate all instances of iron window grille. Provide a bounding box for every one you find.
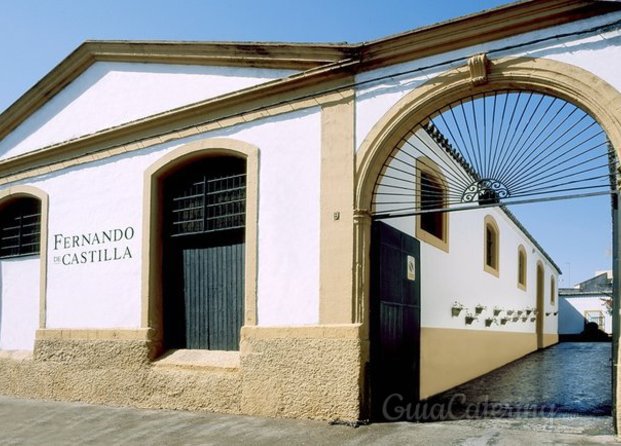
[0,197,41,258]
[166,159,246,237]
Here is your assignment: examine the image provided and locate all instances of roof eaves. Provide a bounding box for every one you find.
[0,40,355,143]
[357,0,621,70]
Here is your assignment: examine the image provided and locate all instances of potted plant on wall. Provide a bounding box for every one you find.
[475,304,486,315]
[485,317,495,327]
[500,316,509,325]
[493,306,502,316]
[465,312,477,325]
[451,302,465,317]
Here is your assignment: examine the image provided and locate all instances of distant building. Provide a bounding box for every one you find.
[559,271,613,339]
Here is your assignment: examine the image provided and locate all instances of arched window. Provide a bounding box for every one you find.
[416,157,448,252]
[484,215,499,276]
[517,245,527,290]
[0,196,41,258]
[550,275,556,305]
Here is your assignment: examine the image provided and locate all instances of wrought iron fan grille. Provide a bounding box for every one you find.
[372,90,618,218]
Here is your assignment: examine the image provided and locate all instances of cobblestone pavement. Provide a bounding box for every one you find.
[426,342,612,424]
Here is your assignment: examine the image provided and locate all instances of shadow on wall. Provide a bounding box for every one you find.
[581,322,611,342]
[559,297,611,342]
[558,298,588,335]
[560,321,611,343]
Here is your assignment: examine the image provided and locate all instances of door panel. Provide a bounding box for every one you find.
[182,241,244,350]
[371,221,421,420]
[164,229,245,351]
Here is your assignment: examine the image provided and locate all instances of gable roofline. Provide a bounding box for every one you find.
[0,40,355,142]
[1,0,620,145]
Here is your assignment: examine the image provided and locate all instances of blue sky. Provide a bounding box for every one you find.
[0,0,514,113]
[0,0,613,285]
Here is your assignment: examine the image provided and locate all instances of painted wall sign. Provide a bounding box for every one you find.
[51,226,135,266]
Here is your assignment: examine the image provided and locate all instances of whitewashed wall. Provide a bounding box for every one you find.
[559,296,612,334]
[0,108,321,332]
[379,128,559,333]
[0,257,39,350]
[0,62,296,161]
[36,155,144,329]
[386,210,559,333]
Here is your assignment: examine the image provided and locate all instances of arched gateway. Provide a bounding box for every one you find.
[354,57,621,421]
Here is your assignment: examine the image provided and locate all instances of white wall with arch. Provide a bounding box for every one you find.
[0,107,322,332]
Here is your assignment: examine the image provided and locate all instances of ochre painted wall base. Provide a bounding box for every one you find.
[542,333,559,349]
[420,327,539,399]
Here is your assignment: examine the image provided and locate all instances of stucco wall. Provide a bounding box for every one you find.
[0,325,363,422]
[0,256,40,350]
[0,108,322,334]
[1,337,242,415]
[420,328,537,398]
[559,295,612,334]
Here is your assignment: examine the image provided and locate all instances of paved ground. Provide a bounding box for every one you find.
[428,342,612,420]
[1,395,619,445]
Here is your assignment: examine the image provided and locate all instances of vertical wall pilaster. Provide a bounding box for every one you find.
[319,89,356,324]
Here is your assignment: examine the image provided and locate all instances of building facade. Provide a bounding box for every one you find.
[559,271,613,339]
[0,0,620,424]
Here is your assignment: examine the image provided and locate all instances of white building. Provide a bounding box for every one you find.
[0,0,620,424]
[559,271,613,338]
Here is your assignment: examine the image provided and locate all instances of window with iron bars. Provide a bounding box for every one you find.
[0,197,41,258]
[166,158,246,237]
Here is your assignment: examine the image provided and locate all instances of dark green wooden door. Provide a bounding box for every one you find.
[163,157,246,351]
[371,221,421,420]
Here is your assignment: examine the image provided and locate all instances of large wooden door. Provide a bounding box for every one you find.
[371,221,421,420]
[163,157,246,351]
[165,232,244,350]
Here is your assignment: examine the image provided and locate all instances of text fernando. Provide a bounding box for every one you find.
[52,227,135,266]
